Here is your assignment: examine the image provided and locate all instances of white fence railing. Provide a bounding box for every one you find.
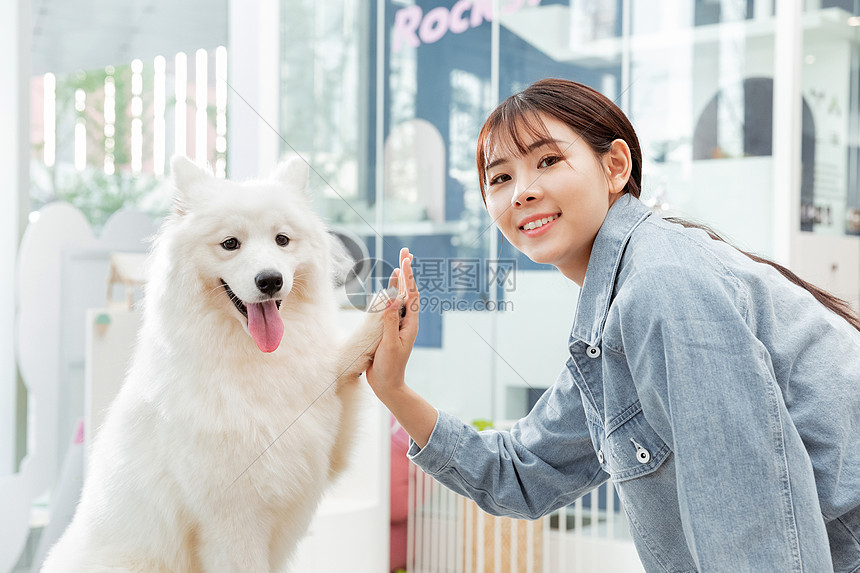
[406,464,646,573]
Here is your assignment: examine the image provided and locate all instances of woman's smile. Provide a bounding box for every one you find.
[518,212,561,236]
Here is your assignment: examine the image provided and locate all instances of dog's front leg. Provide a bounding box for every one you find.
[328,290,403,480]
[197,516,271,573]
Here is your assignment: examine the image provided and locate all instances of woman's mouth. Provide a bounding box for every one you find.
[519,213,560,236]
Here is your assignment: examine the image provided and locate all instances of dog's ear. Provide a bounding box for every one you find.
[170,155,211,215]
[327,230,357,288]
[270,156,310,191]
[171,155,211,187]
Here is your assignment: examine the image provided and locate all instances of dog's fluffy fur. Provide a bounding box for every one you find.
[41,156,388,572]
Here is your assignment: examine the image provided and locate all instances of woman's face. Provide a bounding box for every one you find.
[483,114,627,285]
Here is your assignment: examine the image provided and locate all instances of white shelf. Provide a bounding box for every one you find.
[498,7,856,68]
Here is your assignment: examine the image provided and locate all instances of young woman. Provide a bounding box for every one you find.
[367,78,860,573]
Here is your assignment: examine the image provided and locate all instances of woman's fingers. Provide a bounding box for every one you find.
[404,255,419,302]
[397,248,411,299]
[398,266,408,301]
[399,256,420,344]
[399,247,412,266]
[388,268,400,290]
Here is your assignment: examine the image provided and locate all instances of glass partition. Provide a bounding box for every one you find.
[382,0,499,420]
[279,0,374,227]
[628,1,779,256]
[802,1,860,237]
[800,1,860,312]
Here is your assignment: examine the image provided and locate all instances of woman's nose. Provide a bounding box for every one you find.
[511,181,539,207]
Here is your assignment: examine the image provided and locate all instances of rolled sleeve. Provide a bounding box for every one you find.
[407,409,463,475]
[404,367,606,520]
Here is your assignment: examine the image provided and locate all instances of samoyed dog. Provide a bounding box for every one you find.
[41,156,398,572]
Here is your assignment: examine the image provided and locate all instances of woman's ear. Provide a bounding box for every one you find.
[604,139,632,194]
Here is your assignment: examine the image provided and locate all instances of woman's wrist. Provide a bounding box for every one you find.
[378,384,416,416]
[382,385,437,449]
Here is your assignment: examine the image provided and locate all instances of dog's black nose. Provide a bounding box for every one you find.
[255,270,283,296]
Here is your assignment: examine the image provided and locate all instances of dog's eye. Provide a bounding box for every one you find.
[276,234,290,247]
[221,237,240,251]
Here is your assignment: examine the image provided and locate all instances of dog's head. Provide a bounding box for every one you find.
[160,155,333,353]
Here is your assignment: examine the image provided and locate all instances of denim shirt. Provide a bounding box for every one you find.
[408,194,860,573]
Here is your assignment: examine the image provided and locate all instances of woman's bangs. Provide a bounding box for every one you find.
[482,107,551,169]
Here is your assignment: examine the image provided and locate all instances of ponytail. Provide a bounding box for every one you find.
[665,218,860,333]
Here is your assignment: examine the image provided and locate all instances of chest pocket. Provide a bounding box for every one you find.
[601,402,670,482]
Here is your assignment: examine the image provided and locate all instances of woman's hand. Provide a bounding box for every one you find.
[366,248,438,448]
[366,248,419,399]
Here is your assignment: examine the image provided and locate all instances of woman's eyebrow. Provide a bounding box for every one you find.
[527,137,567,151]
[486,156,508,170]
[487,138,568,170]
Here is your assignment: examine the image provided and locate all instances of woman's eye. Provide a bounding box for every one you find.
[276,234,290,247]
[489,173,510,186]
[221,237,240,251]
[538,155,561,168]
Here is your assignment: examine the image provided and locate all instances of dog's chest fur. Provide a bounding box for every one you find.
[138,327,345,505]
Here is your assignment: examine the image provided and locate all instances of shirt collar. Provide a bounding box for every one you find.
[571,194,653,345]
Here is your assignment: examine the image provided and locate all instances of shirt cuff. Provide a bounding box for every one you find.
[406,409,464,475]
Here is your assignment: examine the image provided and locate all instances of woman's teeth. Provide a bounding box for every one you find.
[522,214,559,230]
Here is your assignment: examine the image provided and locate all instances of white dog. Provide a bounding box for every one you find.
[41,156,396,572]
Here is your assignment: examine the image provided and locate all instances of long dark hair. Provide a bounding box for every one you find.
[476,78,860,332]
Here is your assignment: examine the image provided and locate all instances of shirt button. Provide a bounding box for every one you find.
[597,449,604,464]
[586,345,601,358]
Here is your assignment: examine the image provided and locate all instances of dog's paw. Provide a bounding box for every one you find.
[366,287,395,313]
[367,287,407,323]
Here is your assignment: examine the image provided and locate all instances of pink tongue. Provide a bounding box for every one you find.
[246,301,284,353]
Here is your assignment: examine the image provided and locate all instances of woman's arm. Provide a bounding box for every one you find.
[406,366,608,519]
[367,249,606,519]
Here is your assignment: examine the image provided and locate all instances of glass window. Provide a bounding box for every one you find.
[31,51,228,230]
[803,0,860,236]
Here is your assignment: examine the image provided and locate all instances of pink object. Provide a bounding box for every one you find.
[74,420,85,445]
[247,300,284,353]
[390,416,410,571]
